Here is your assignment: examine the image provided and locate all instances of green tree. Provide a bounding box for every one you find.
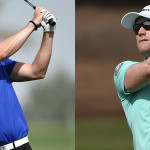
[25,71,75,124]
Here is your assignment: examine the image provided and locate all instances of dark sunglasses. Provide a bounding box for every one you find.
[133,20,150,35]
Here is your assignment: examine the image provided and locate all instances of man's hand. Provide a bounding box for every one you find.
[32,7,46,28]
[41,12,56,32]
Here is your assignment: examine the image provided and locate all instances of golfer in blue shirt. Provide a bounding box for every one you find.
[0,7,56,150]
[114,5,150,150]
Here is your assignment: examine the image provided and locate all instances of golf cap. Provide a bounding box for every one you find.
[121,5,150,30]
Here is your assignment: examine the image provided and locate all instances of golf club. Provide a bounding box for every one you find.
[24,0,56,26]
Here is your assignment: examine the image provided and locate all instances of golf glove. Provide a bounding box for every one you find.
[41,12,56,32]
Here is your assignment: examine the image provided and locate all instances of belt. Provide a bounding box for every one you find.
[0,136,29,150]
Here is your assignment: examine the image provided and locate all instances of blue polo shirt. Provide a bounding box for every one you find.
[0,58,28,146]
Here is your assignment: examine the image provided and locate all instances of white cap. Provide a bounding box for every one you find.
[121,5,150,29]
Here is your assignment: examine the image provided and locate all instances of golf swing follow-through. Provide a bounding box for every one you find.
[0,0,56,150]
[114,5,150,150]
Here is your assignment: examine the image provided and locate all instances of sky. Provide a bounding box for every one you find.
[0,0,75,105]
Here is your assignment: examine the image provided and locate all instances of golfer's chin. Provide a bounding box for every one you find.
[138,45,150,57]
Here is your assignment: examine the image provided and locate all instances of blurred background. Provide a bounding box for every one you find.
[76,1,150,150]
[0,0,75,150]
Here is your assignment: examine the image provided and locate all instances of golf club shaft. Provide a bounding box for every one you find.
[24,0,36,9]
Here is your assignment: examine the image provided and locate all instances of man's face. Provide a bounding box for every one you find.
[135,17,150,57]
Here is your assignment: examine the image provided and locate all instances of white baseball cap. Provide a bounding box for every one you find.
[121,5,150,30]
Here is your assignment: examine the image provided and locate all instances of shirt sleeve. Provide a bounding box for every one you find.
[114,61,139,96]
[4,58,17,76]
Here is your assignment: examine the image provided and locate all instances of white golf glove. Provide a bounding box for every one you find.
[41,12,56,32]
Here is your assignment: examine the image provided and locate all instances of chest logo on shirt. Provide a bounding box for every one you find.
[115,63,123,76]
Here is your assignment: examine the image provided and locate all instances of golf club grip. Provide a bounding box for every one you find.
[34,6,56,26]
[48,19,56,26]
[33,6,36,9]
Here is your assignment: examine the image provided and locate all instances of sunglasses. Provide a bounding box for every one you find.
[133,20,150,35]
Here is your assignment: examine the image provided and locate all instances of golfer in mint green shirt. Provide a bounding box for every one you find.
[114,5,150,150]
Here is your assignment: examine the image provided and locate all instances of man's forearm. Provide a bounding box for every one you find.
[32,32,54,78]
[0,22,35,61]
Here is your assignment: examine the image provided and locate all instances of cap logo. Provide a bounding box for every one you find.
[141,9,150,12]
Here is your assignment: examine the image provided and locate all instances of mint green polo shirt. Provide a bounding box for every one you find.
[114,61,150,150]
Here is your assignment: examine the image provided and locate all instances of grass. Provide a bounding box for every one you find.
[26,118,133,150]
[76,118,133,150]
[27,122,75,150]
